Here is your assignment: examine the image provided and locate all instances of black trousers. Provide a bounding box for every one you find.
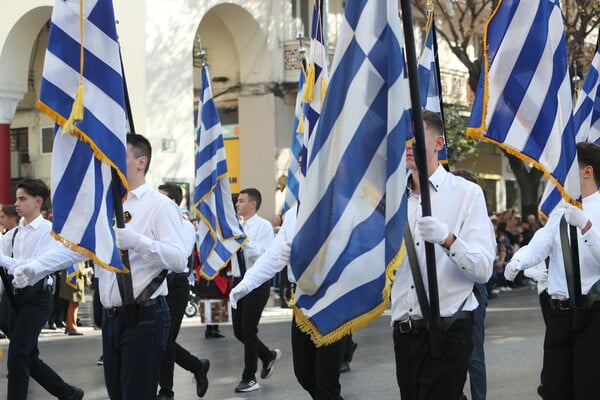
[159,274,203,397]
[393,318,473,400]
[231,279,272,381]
[291,316,345,400]
[541,303,600,400]
[7,288,74,399]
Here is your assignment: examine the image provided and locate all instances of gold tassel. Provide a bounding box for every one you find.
[62,83,85,134]
[297,115,305,134]
[62,0,85,134]
[320,78,327,108]
[303,62,316,103]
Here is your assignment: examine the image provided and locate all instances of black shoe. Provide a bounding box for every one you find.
[156,393,174,400]
[96,355,104,365]
[234,379,260,392]
[64,386,84,400]
[205,330,225,339]
[537,384,543,397]
[260,349,281,379]
[46,323,57,330]
[339,362,350,373]
[194,359,210,397]
[0,332,6,339]
[56,321,66,328]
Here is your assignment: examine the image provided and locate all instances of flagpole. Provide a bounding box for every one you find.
[112,47,134,306]
[431,15,449,171]
[399,0,443,357]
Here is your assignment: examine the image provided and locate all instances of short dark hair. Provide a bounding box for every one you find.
[127,133,152,174]
[452,169,478,184]
[577,142,600,184]
[158,183,183,205]
[16,178,50,202]
[422,110,444,137]
[240,188,262,211]
[0,204,18,221]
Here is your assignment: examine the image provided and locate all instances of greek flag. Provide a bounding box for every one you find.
[539,46,600,218]
[300,0,330,176]
[38,0,127,272]
[284,70,305,212]
[467,0,580,209]
[193,65,246,280]
[418,13,448,165]
[66,264,80,289]
[291,0,411,346]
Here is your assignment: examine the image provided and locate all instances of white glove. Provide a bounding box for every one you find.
[416,216,450,245]
[229,282,249,309]
[278,241,292,266]
[504,259,521,282]
[525,268,548,285]
[564,204,589,231]
[115,225,141,250]
[12,264,35,289]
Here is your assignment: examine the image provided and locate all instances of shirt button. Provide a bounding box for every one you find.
[409,308,413,312]
[416,242,420,246]
[411,285,414,289]
[451,253,456,256]
[462,267,465,270]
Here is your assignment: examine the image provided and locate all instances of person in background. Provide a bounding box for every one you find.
[157,182,210,399]
[231,188,281,393]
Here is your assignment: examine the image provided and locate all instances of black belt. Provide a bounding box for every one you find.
[549,296,600,311]
[104,296,165,318]
[393,311,473,334]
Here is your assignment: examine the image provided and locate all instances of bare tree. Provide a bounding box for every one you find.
[411,0,599,215]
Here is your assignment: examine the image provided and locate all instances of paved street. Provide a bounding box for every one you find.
[0,285,546,399]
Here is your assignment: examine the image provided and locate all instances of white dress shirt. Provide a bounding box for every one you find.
[239,206,298,291]
[232,213,274,277]
[511,192,600,299]
[391,165,495,322]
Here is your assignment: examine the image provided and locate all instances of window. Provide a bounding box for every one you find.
[9,127,29,163]
[41,126,55,154]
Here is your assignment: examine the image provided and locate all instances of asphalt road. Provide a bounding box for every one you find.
[0,285,545,399]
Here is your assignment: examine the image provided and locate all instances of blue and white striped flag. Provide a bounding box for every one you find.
[290,0,411,346]
[467,0,580,209]
[300,0,329,176]
[539,46,600,218]
[418,12,448,165]
[193,65,247,280]
[284,69,306,212]
[38,0,127,272]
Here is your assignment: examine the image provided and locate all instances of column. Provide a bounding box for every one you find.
[0,92,21,205]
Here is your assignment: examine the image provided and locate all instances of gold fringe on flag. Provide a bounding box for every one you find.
[320,78,327,108]
[62,0,86,134]
[297,114,305,134]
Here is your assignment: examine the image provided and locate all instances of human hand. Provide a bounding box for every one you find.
[12,264,35,289]
[278,241,292,266]
[527,268,548,285]
[504,259,521,281]
[565,204,590,231]
[416,216,450,245]
[115,225,141,250]
[229,283,249,309]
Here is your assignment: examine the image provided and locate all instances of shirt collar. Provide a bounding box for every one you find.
[406,164,447,194]
[129,183,151,200]
[21,214,45,229]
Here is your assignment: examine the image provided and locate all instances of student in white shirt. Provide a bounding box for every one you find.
[230,188,281,393]
[391,111,495,399]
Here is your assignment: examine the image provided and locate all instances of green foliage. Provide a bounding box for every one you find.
[443,105,479,164]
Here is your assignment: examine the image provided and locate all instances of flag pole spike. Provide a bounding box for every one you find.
[399,0,443,358]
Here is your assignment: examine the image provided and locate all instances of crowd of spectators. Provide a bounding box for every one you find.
[488,210,542,298]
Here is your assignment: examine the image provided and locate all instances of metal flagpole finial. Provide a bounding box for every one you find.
[426,0,434,14]
[196,36,207,66]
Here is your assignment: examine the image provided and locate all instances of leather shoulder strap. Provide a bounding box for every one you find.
[404,223,430,326]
